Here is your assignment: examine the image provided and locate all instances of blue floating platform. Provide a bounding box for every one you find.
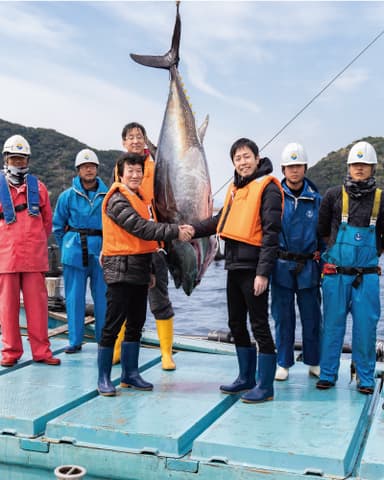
[359,387,384,479]
[0,341,160,437]
[0,333,383,480]
[44,351,238,456]
[191,361,377,478]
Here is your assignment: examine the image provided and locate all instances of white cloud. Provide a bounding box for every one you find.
[0,67,163,151]
[253,2,340,43]
[0,0,382,200]
[0,3,76,48]
[333,68,370,92]
[183,51,261,113]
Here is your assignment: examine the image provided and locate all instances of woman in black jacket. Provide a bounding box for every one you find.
[97,153,192,396]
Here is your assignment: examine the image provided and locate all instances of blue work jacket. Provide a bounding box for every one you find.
[53,176,108,268]
[271,177,322,289]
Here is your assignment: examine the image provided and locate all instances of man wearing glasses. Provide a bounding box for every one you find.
[112,122,177,371]
[53,149,108,354]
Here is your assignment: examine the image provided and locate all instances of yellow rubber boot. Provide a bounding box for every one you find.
[156,318,176,370]
[112,322,126,365]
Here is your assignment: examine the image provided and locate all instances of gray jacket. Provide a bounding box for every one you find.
[103,191,179,285]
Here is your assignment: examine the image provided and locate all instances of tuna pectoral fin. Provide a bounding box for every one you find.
[166,241,197,296]
[130,2,181,71]
[198,115,209,143]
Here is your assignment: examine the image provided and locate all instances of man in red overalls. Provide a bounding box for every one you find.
[0,134,60,367]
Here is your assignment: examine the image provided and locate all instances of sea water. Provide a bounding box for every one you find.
[144,257,384,344]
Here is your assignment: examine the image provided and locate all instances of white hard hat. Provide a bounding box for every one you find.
[281,142,308,166]
[75,149,99,168]
[2,134,31,157]
[347,141,377,165]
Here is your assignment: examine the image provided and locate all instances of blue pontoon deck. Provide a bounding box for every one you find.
[0,334,383,479]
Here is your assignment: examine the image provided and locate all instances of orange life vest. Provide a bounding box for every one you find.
[102,182,160,256]
[217,175,283,246]
[141,154,155,201]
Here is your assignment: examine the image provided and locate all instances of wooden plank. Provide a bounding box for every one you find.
[47,317,94,338]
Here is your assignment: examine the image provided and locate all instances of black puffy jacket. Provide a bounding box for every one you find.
[193,158,282,277]
[102,191,179,285]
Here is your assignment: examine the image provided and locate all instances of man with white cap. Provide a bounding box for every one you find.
[53,149,108,353]
[271,142,323,381]
[317,141,384,394]
[0,134,60,366]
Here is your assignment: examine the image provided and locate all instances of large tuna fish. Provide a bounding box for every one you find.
[130,2,217,295]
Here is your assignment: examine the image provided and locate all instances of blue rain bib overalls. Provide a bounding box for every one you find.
[319,187,381,388]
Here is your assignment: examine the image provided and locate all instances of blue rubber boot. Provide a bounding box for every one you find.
[120,342,153,391]
[220,346,256,394]
[241,353,276,403]
[97,346,116,396]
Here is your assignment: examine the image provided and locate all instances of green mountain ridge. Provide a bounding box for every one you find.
[1,118,384,205]
[307,136,384,195]
[0,118,121,206]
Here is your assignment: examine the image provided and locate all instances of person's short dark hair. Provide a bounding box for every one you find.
[281,165,308,175]
[121,122,146,140]
[230,138,259,161]
[116,153,145,179]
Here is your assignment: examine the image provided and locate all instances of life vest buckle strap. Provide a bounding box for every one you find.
[323,263,380,288]
[322,263,337,275]
[0,203,28,220]
[278,250,316,262]
[278,250,319,275]
[66,226,103,267]
[67,226,102,236]
[323,263,380,276]
[336,266,380,276]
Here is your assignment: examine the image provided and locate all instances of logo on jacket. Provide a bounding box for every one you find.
[306,210,313,218]
[354,232,363,241]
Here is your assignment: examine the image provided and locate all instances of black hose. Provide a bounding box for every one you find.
[207,330,384,361]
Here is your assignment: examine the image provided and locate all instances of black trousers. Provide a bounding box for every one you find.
[99,282,148,347]
[148,251,174,319]
[227,270,275,353]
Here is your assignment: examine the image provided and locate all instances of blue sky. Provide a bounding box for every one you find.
[0,1,383,203]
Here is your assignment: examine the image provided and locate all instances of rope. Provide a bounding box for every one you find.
[212,28,384,198]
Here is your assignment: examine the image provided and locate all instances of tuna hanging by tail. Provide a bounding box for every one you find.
[130,1,217,295]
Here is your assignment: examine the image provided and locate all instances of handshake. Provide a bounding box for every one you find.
[177,225,195,242]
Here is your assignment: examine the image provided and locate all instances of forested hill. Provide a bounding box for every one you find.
[307,136,384,195]
[0,118,121,206]
[1,118,384,204]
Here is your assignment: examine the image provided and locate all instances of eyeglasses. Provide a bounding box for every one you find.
[125,135,145,142]
[79,163,97,170]
[125,169,144,176]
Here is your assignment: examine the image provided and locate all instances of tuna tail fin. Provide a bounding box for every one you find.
[130,2,181,70]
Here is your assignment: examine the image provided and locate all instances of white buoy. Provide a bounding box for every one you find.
[54,465,87,479]
[45,277,62,298]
